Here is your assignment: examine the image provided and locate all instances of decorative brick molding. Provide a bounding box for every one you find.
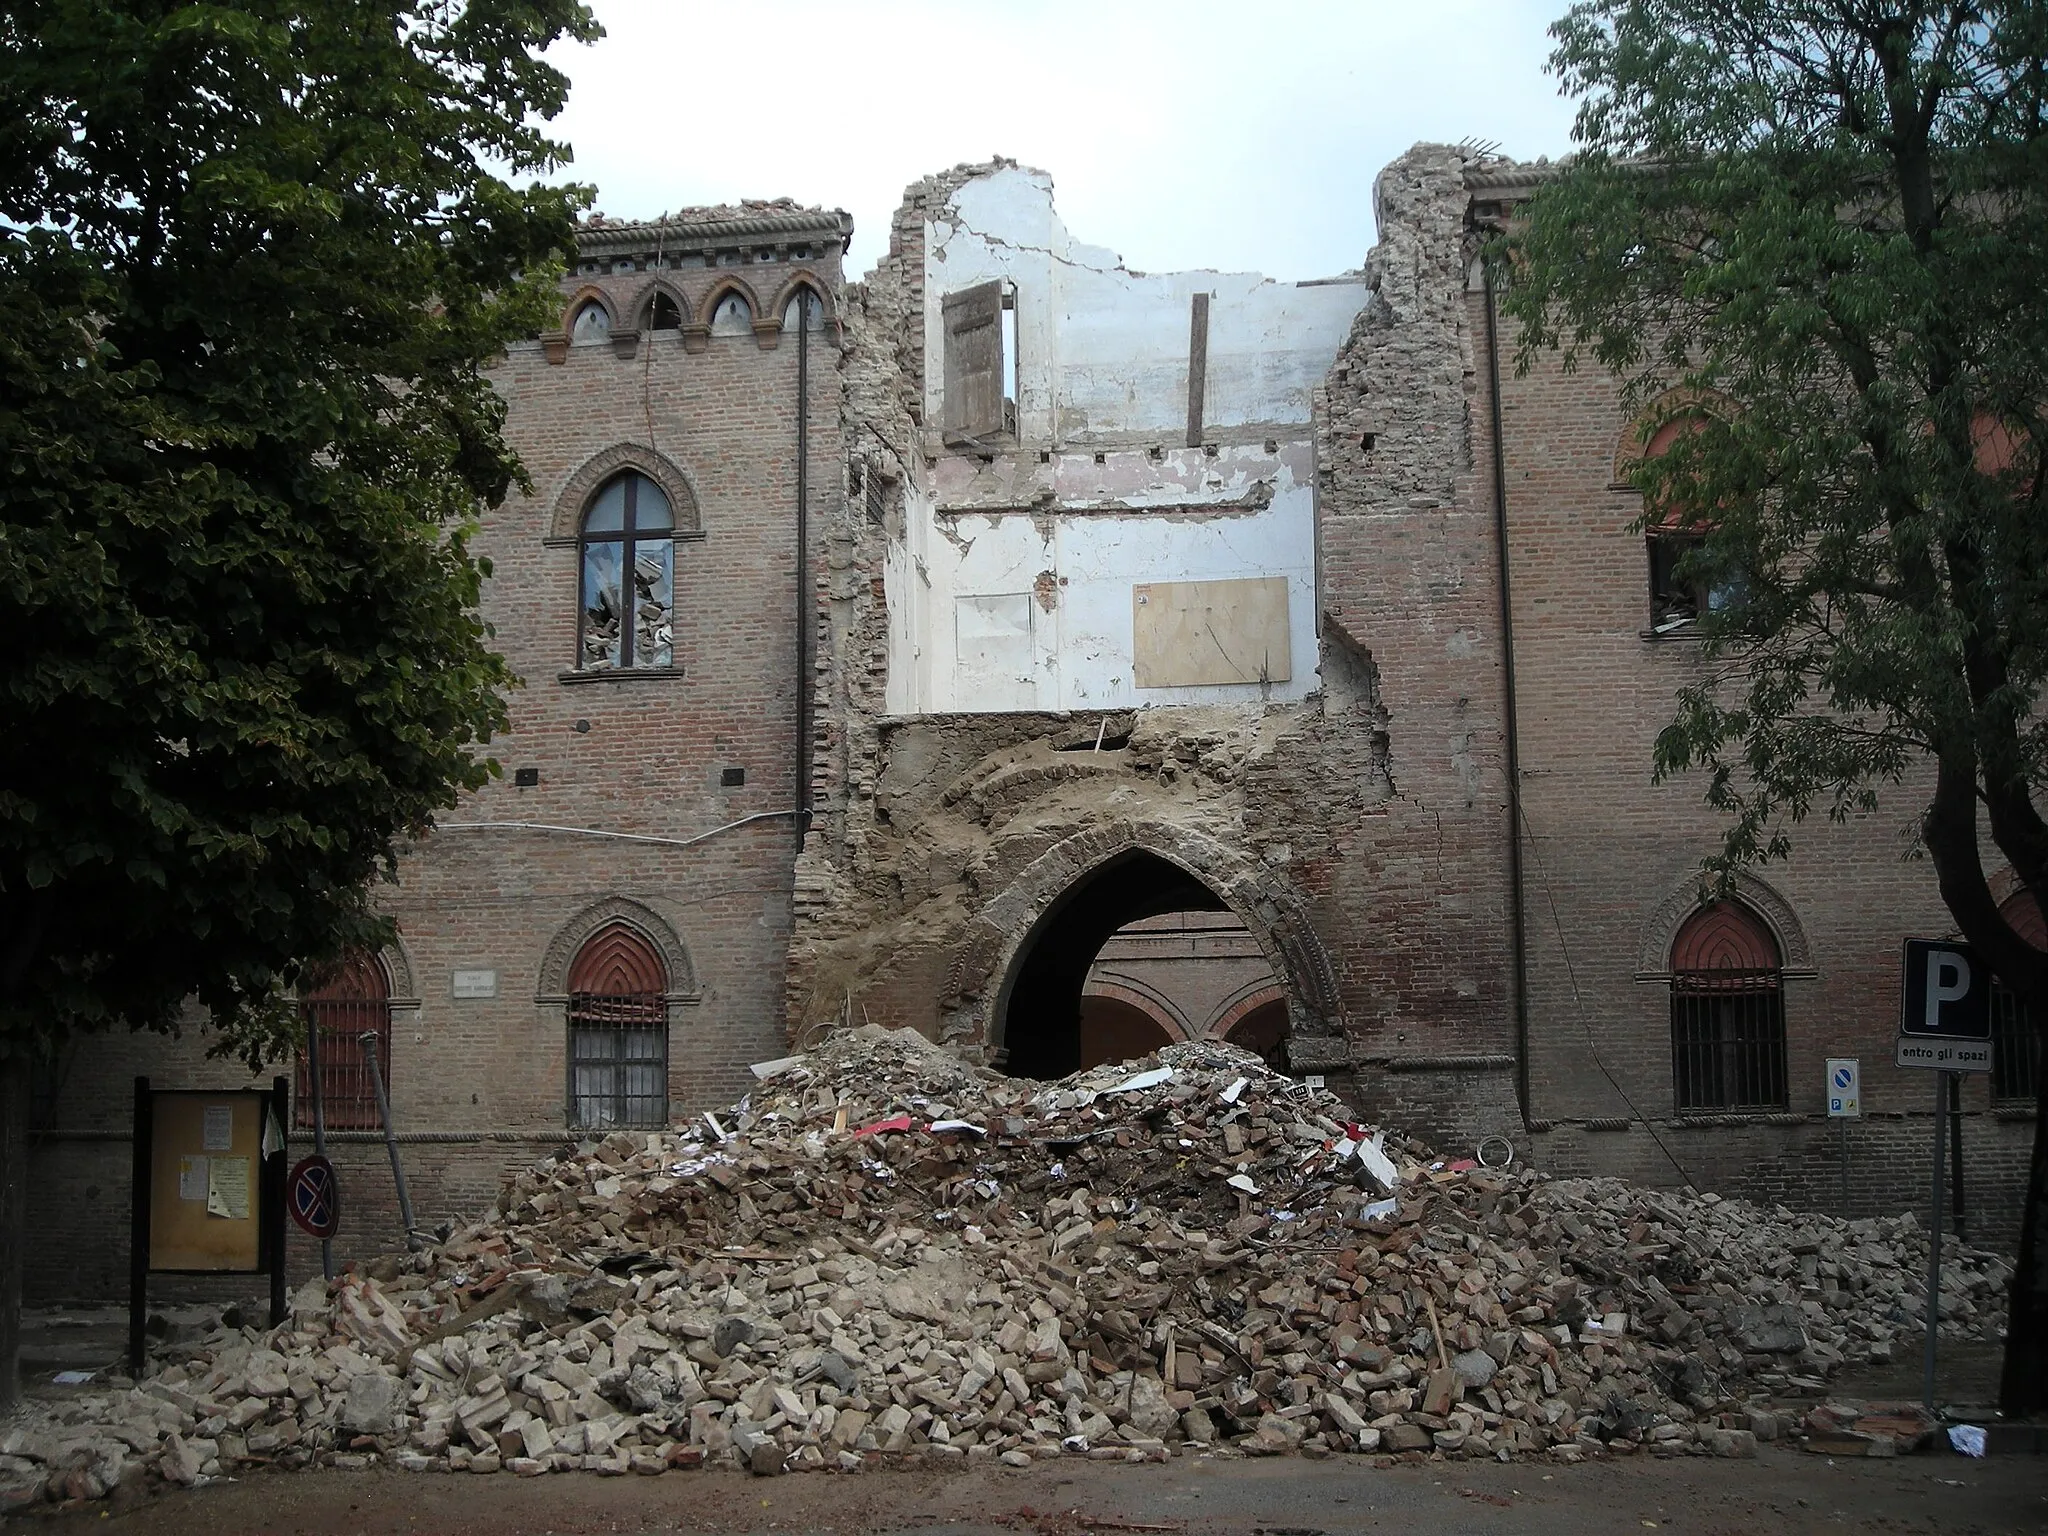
[536,897,700,1004]
[546,443,705,542]
[1635,868,1814,979]
[378,934,421,1012]
[1608,385,1735,489]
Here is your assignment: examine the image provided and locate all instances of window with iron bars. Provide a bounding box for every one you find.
[1671,969,1788,1111]
[568,992,668,1130]
[1989,983,2042,1106]
[296,998,391,1130]
[296,952,392,1131]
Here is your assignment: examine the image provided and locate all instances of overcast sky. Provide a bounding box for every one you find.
[542,0,1582,284]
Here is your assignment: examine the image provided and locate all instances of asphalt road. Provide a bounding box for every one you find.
[5,1443,2043,1536]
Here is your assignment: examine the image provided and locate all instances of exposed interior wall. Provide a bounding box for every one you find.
[882,165,1367,714]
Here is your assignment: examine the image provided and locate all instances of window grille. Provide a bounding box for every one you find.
[566,923,669,1130]
[1990,890,2045,1105]
[296,952,392,1130]
[1990,983,2041,1105]
[1671,969,1788,1111]
[1669,902,1787,1111]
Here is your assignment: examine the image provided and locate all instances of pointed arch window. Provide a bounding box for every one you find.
[567,923,669,1129]
[710,291,753,336]
[571,300,612,342]
[579,471,675,671]
[1670,901,1787,1110]
[296,951,392,1130]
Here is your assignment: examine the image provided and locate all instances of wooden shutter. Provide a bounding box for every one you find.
[942,281,1005,441]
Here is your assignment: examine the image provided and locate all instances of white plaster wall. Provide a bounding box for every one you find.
[922,166,1368,442]
[885,165,1368,716]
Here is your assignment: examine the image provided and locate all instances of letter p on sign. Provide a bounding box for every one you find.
[1924,950,1971,1028]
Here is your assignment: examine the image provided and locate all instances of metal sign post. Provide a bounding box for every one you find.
[1896,939,1994,1415]
[303,1010,333,1279]
[1923,1070,1948,1414]
[1826,1058,1859,1211]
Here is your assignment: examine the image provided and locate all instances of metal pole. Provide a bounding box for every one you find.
[1947,1072,1967,1242]
[304,1011,332,1279]
[1923,1070,1948,1415]
[128,1078,151,1379]
[1838,1115,1849,1213]
[359,1032,419,1251]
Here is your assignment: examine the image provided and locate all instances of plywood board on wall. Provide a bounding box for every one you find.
[1132,576,1291,688]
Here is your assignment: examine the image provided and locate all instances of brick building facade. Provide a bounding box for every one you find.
[25,202,854,1298]
[24,147,2039,1305]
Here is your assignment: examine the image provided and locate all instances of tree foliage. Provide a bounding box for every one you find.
[0,0,598,1067]
[1502,0,2048,1415]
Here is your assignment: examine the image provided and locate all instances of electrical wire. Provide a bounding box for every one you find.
[435,810,802,850]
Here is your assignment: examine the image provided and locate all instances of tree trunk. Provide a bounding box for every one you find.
[0,1054,26,1413]
[1998,1065,2048,1416]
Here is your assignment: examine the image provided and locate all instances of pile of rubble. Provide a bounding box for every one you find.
[1,1030,2012,1501]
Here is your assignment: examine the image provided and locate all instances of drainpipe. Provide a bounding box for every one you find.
[795,291,812,832]
[1482,256,1532,1129]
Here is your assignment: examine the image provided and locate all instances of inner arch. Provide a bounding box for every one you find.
[999,849,1252,1078]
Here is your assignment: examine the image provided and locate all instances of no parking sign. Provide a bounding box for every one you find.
[1825,1057,1860,1117]
[287,1155,342,1240]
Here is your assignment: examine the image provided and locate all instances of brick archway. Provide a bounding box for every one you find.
[1206,980,1288,1041]
[1080,976,1193,1041]
[976,820,1340,1076]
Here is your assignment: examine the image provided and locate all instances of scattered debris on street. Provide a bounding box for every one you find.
[0,1029,2011,1504]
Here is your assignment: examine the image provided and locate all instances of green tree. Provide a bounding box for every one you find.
[0,0,597,1408]
[1503,0,2048,1412]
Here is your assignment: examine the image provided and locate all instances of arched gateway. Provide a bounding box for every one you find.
[982,829,1342,1078]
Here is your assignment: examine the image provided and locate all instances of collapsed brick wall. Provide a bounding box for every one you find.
[791,147,1525,1151]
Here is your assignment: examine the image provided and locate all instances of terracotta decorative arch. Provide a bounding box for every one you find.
[295,935,418,1008]
[635,278,694,332]
[546,443,705,542]
[1610,386,1735,490]
[1636,869,1813,980]
[753,272,841,351]
[765,271,838,327]
[377,932,420,1008]
[1205,979,1289,1041]
[1082,973,1195,1041]
[538,897,698,1004]
[970,819,1343,1065]
[568,922,668,996]
[559,285,619,338]
[1671,901,1780,972]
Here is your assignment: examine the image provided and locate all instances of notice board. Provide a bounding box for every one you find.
[147,1090,268,1272]
[1132,577,1292,688]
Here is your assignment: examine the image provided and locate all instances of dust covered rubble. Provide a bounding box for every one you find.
[3,1030,2012,1502]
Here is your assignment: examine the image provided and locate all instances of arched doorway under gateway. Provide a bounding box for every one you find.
[997,849,1293,1078]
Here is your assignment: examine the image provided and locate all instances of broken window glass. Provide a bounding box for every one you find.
[578,472,675,670]
[571,300,612,342]
[581,541,624,668]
